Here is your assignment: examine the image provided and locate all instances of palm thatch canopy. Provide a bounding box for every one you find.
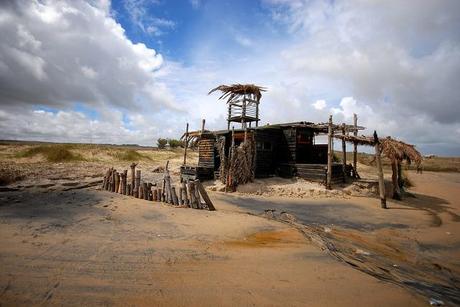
[380,137,422,166]
[208,84,266,103]
[335,134,422,166]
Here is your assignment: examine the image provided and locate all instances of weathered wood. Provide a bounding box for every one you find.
[341,123,347,183]
[181,181,188,205]
[123,170,128,195]
[102,168,112,190]
[139,185,144,200]
[130,163,137,192]
[142,182,148,200]
[178,187,183,204]
[374,131,387,208]
[353,113,358,178]
[195,180,215,211]
[201,119,205,133]
[392,162,401,200]
[135,170,141,198]
[171,186,179,205]
[188,181,197,209]
[127,183,132,196]
[194,180,201,209]
[153,188,158,201]
[111,169,117,192]
[147,183,153,201]
[326,115,333,190]
[183,123,189,166]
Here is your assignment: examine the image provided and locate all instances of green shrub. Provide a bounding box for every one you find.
[16,145,83,162]
[157,138,168,149]
[168,139,183,148]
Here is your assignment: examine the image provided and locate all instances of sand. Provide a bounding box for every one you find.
[0,146,459,305]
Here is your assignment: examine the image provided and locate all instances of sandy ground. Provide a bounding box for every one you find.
[0,148,459,306]
[0,186,425,306]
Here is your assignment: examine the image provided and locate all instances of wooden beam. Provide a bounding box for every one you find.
[183,123,189,166]
[341,123,346,183]
[391,161,401,200]
[374,131,387,208]
[195,180,216,211]
[353,113,358,178]
[326,115,333,190]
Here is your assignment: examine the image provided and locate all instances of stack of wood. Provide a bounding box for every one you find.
[101,162,215,211]
[218,133,255,190]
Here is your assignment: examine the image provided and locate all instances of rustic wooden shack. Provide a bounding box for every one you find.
[180,84,364,187]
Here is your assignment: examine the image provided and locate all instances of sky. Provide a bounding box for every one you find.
[0,0,459,155]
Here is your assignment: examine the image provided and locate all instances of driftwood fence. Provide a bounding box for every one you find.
[101,161,215,211]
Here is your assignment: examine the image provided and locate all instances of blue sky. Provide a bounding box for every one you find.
[0,0,459,155]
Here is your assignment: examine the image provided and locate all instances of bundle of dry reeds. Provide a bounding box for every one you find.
[208,84,266,103]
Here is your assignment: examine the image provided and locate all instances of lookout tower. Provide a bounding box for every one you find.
[208,84,265,129]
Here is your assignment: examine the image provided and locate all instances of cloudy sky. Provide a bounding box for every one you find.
[0,0,459,155]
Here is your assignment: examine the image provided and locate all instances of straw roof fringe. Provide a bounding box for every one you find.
[208,84,266,103]
[334,134,422,167]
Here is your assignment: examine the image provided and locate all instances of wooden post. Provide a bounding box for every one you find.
[255,101,259,127]
[183,123,189,166]
[195,180,216,211]
[353,114,358,177]
[188,181,197,209]
[194,180,201,208]
[171,186,179,205]
[142,182,148,200]
[397,161,404,189]
[181,181,188,205]
[111,170,117,192]
[186,180,193,207]
[130,163,137,193]
[153,188,158,201]
[341,123,347,183]
[374,131,387,208]
[201,119,205,133]
[123,170,128,195]
[178,187,183,205]
[127,183,131,196]
[135,170,141,198]
[391,161,401,200]
[326,115,333,190]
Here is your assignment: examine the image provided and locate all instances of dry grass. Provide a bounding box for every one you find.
[16,145,84,162]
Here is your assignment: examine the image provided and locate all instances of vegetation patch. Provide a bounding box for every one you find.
[0,167,24,185]
[112,149,151,161]
[16,145,84,162]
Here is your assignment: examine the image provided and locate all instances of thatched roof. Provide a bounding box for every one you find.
[208,84,266,103]
[380,137,422,166]
[334,134,423,166]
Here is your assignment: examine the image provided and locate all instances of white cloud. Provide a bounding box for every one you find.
[312,99,326,110]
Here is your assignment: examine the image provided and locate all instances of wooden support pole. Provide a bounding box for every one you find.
[111,170,117,192]
[326,115,333,190]
[201,119,205,133]
[127,183,132,196]
[171,186,179,205]
[188,181,197,209]
[397,161,404,189]
[181,181,188,206]
[183,123,189,166]
[374,131,387,208]
[142,182,148,200]
[255,101,259,127]
[153,188,158,202]
[148,183,153,201]
[391,161,401,200]
[341,123,347,183]
[178,187,183,205]
[135,170,141,198]
[123,170,128,195]
[194,180,201,209]
[195,180,215,211]
[130,163,137,194]
[353,113,358,178]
